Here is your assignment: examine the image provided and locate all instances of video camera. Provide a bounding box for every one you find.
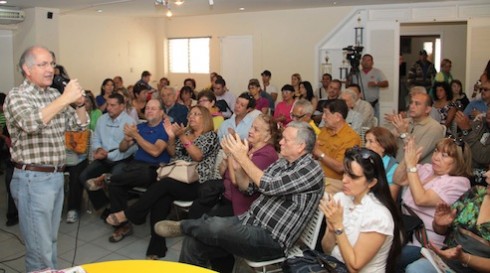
[342,45,364,71]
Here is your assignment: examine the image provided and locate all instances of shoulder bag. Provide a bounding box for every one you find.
[157,160,199,183]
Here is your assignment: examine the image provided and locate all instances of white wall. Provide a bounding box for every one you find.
[164,6,353,93]
[59,15,163,95]
[0,30,14,93]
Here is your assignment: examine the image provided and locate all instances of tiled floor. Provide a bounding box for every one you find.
[0,172,185,273]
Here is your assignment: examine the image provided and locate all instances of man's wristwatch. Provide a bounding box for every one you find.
[399,132,408,139]
[407,166,417,173]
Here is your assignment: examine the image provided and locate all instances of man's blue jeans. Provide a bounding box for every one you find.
[179,215,284,268]
[10,169,64,272]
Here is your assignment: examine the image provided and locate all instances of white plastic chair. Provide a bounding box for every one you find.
[244,207,324,273]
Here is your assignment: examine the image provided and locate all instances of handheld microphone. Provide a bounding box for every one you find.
[54,75,86,96]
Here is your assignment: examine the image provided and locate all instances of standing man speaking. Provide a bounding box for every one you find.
[3,46,88,272]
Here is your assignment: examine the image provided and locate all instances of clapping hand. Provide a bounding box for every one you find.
[221,133,248,160]
[163,118,175,138]
[434,202,456,228]
[123,124,138,139]
[404,137,422,167]
[391,113,409,135]
[319,194,343,232]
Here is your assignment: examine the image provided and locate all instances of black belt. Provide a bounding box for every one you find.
[14,163,66,173]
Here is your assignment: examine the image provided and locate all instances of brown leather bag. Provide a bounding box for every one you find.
[65,130,90,154]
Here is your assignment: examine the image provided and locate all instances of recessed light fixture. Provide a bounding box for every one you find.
[175,0,184,6]
[96,9,103,12]
[0,1,7,4]
[166,9,173,17]
[239,7,245,11]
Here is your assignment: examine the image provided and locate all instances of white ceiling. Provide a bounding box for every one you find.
[2,0,448,17]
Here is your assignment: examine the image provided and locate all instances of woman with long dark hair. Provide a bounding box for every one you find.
[320,147,403,273]
[298,81,318,112]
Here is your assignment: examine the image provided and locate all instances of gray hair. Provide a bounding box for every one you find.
[162,86,176,95]
[293,99,314,115]
[342,88,359,102]
[18,46,50,77]
[409,86,427,96]
[287,121,316,153]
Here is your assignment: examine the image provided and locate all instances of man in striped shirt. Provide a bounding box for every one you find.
[155,121,324,271]
[4,46,88,273]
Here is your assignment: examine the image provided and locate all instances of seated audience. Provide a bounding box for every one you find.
[197,90,224,131]
[180,85,197,110]
[188,114,280,272]
[96,78,115,113]
[102,99,170,243]
[314,99,361,192]
[217,92,261,140]
[347,84,375,127]
[464,77,489,120]
[105,106,219,259]
[132,83,149,120]
[364,127,399,200]
[339,89,363,134]
[79,93,137,212]
[115,87,139,123]
[394,137,472,269]
[290,99,320,135]
[291,73,302,97]
[390,92,444,164]
[313,79,342,123]
[298,81,318,113]
[154,121,324,270]
[274,84,295,127]
[113,75,125,90]
[320,147,402,273]
[248,79,269,114]
[214,77,235,119]
[406,167,490,273]
[161,86,189,126]
[432,81,456,129]
[450,79,469,111]
[455,108,490,186]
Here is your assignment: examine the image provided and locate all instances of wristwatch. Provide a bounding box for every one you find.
[407,166,417,173]
[399,132,408,139]
[334,228,344,236]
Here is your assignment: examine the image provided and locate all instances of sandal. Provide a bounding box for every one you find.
[108,222,133,243]
[146,255,160,260]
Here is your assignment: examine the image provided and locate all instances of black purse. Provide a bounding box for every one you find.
[282,249,348,273]
[402,204,429,246]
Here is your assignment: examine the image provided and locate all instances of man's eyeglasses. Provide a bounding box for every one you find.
[479,87,490,93]
[35,62,56,69]
[198,99,210,104]
[290,113,306,120]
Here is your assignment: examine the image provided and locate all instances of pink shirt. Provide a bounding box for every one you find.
[274,101,293,126]
[402,163,470,248]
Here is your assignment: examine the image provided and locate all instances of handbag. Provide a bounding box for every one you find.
[64,130,90,154]
[282,249,348,273]
[156,160,199,183]
[402,204,429,246]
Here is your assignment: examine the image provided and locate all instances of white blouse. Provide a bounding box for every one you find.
[331,192,394,273]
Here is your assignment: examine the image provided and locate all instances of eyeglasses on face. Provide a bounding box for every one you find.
[198,99,210,104]
[479,87,490,93]
[290,113,306,120]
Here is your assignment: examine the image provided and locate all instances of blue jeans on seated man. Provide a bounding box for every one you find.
[179,215,285,268]
[10,169,64,272]
[405,258,438,273]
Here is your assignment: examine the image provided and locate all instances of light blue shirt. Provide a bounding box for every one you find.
[382,155,398,185]
[218,109,261,140]
[91,111,137,161]
[464,99,488,119]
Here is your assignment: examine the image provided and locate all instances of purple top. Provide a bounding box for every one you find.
[255,97,269,113]
[402,163,470,248]
[223,144,278,215]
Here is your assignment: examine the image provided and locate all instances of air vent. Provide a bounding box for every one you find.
[0,8,25,25]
